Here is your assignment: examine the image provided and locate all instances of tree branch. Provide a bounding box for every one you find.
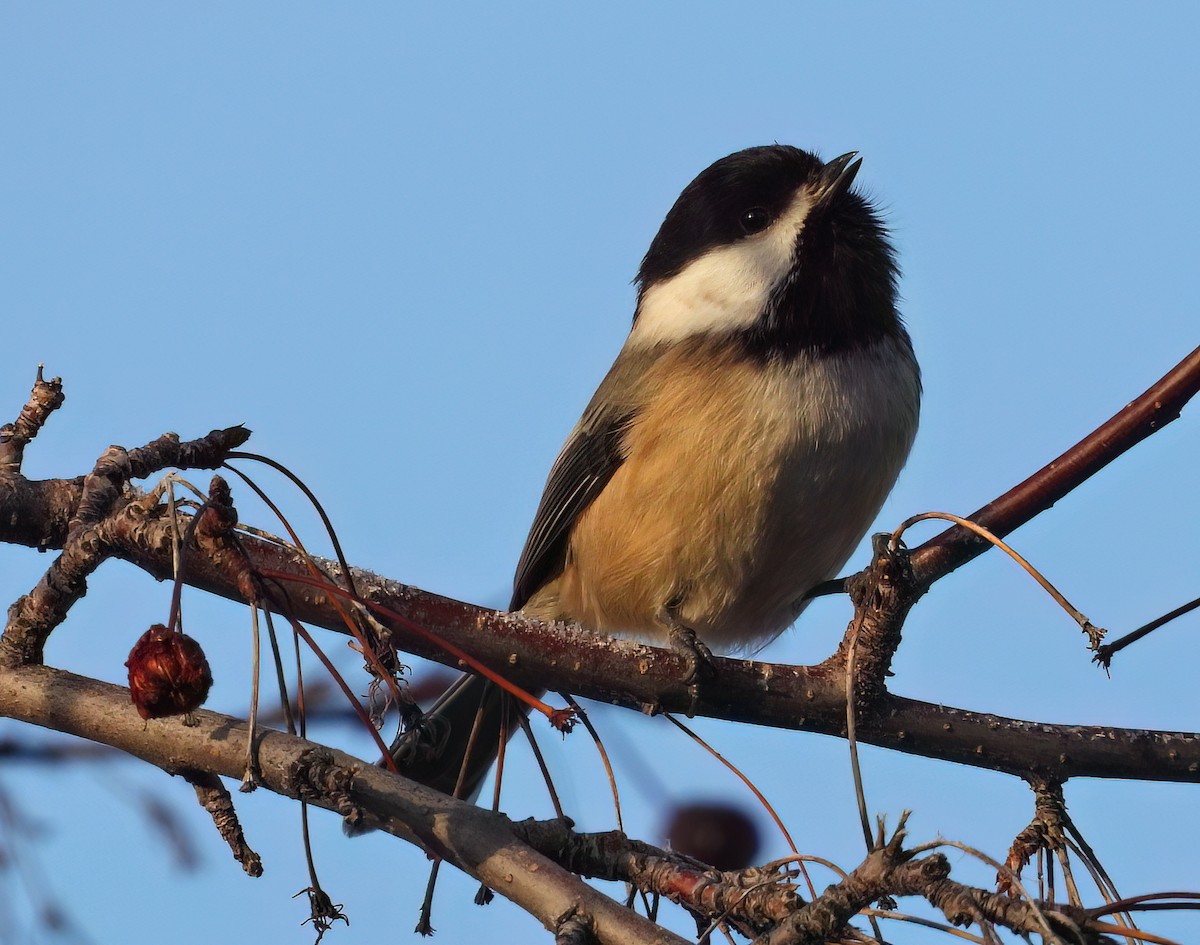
[1,345,1199,792]
[908,343,1200,588]
[0,366,65,474]
[2,472,1198,783]
[0,662,689,945]
[0,662,1134,944]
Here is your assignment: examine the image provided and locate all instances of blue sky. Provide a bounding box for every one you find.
[2,4,1198,943]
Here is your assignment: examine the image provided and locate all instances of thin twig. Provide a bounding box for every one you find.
[241,604,262,792]
[1095,594,1200,668]
[661,714,817,901]
[220,463,407,710]
[226,452,358,597]
[561,695,624,832]
[515,711,565,819]
[894,511,1103,649]
[862,908,986,943]
[263,608,296,735]
[842,610,874,853]
[1086,923,1182,945]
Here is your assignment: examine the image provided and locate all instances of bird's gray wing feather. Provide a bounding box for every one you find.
[510,344,661,611]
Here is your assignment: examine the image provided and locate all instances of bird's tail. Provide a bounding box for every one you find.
[344,672,530,835]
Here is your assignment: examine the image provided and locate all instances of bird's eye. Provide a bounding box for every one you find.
[739,207,772,235]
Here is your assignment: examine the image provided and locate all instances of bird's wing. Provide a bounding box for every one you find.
[510,343,660,611]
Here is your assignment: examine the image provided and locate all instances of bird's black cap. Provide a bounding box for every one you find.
[636,144,903,357]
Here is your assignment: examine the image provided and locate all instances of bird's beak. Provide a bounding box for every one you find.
[814,151,862,207]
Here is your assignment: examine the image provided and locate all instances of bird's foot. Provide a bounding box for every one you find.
[657,605,716,716]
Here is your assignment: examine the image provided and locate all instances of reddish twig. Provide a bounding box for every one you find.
[257,567,572,728]
[909,344,1200,589]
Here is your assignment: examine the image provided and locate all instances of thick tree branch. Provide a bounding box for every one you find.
[2,476,1198,783]
[0,662,688,945]
[116,514,1200,782]
[0,663,1132,945]
[1,346,1198,790]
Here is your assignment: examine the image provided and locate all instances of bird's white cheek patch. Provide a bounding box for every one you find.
[629,192,813,346]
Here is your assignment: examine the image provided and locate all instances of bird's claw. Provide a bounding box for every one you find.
[658,607,716,716]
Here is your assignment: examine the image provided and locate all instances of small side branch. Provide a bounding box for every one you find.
[819,534,918,699]
[186,770,263,877]
[921,879,1095,942]
[752,819,948,945]
[0,425,253,667]
[0,367,65,474]
[0,425,251,553]
[0,513,111,667]
[1001,779,1066,895]
[554,909,597,945]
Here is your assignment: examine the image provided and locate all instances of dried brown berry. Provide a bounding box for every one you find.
[664,802,760,871]
[126,624,213,721]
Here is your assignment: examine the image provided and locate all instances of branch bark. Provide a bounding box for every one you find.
[0,662,688,945]
[2,471,1199,783]
[2,347,1197,785]
[0,662,1124,945]
[1,344,1199,940]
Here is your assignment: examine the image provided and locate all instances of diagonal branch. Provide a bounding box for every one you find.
[101,513,1200,784]
[909,343,1200,589]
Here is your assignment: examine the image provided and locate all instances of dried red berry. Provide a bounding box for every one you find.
[126,624,213,721]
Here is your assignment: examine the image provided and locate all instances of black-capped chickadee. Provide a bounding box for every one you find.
[390,144,920,798]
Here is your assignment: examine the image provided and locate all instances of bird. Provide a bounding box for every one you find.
[385,144,920,800]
